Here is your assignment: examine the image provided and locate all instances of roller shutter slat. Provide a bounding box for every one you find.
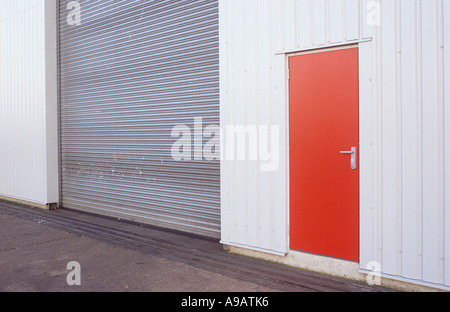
[59,0,220,238]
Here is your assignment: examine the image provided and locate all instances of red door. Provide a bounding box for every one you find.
[289,47,359,262]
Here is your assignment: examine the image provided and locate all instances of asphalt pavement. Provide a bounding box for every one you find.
[0,199,392,293]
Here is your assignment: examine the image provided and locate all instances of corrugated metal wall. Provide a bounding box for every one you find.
[220,0,449,289]
[0,0,52,206]
[361,0,449,288]
[220,0,370,256]
[59,0,221,238]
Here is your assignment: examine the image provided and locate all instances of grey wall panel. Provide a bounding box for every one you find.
[59,0,220,238]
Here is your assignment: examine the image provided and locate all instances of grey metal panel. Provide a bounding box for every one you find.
[59,0,220,238]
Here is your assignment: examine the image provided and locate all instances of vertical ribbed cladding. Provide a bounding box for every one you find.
[0,0,48,204]
[59,0,220,238]
[220,0,449,289]
[220,0,368,257]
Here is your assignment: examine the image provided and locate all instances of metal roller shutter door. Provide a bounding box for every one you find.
[58,0,220,238]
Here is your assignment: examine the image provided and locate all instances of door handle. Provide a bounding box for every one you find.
[340,147,357,170]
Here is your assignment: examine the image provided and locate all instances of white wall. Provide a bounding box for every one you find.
[360,0,449,289]
[220,0,449,290]
[0,0,58,208]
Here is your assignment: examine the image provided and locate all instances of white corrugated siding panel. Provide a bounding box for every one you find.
[361,0,448,288]
[444,0,450,288]
[220,0,365,255]
[221,0,449,289]
[0,0,48,205]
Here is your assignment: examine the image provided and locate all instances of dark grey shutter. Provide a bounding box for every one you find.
[59,0,220,238]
